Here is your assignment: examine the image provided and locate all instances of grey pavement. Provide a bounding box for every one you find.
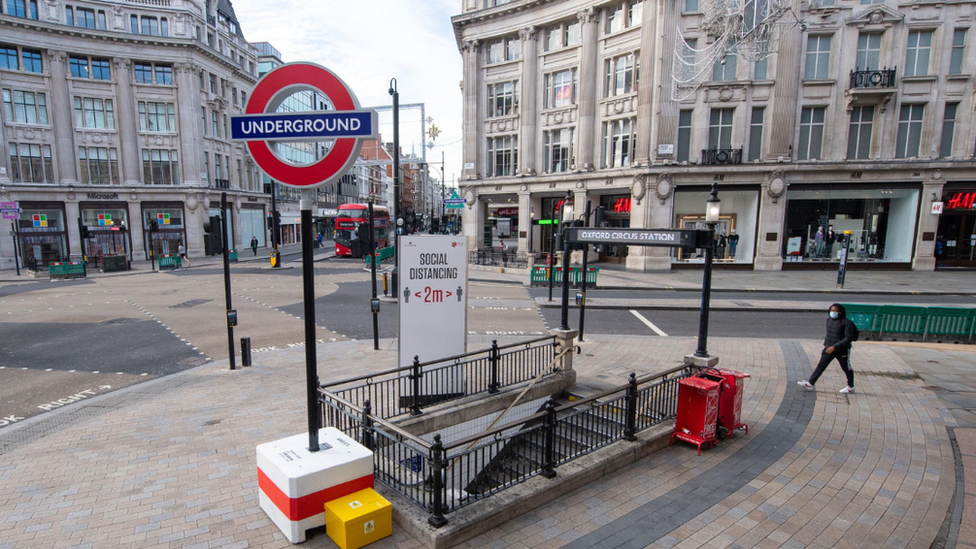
[0,333,973,549]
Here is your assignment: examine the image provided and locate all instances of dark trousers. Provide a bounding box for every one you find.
[809,349,854,387]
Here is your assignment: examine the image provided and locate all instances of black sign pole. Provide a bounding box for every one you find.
[149,223,156,271]
[77,217,87,276]
[694,225,716,358]
[578,201,592,341]
[369,201,379,350]
[11,222,20,276]
[836,232,850,289]
[301,189,320,452]
[548,201,557,302]
[390,79,400,297]
[221,192,236,371]
[559,193,573,330]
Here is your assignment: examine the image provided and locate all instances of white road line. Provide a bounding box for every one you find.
[629,310,668,337]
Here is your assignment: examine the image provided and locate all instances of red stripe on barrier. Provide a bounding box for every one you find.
[257,468,373,521]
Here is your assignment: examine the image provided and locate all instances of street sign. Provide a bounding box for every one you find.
[231,62,377,188]
[932,202,944,215]
[1,201,20,220]
[565,227,700,248]
[398,235,467,377]
[444,191,465,209]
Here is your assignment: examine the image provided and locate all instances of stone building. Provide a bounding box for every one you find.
[452,0,976,270]
[0,0,266,270]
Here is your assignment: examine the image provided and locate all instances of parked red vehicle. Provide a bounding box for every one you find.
[334,203,390,257]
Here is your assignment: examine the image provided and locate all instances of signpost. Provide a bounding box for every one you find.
[1,202,20,220]
[836,231,851,289]
[233,62,378,543]
[399,235,467,397]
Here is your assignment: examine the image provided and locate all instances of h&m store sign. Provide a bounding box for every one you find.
[946,192,976,210]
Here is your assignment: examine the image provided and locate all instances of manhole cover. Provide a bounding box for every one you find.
[171,299,212,309]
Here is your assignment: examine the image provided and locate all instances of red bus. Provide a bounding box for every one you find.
[334,203,391,257]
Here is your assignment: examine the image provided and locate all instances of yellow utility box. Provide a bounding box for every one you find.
[325,488,392,549]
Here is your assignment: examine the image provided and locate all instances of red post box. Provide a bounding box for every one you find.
[671,375,721,455]
[716,369,750,437]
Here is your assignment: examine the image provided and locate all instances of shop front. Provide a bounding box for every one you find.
[241,205,267,249]
[80,203,132,268]
[598,194,631,263]
[673,188,759,265]
[16,202,68,270]
[781,185,919,265]
[142,203,186,259]
[936,184,976,268]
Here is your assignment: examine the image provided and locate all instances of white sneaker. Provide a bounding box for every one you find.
[797,380,813,390]
[840,386,855,394]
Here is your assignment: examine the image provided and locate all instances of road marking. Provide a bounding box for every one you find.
[629,310,668,337]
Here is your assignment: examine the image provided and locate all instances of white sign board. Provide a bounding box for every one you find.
[931,202,944,215]
[658,144,674,155]
[399,235,467,374]
[786,236,803,255]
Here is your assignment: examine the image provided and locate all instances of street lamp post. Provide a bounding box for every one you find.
[694,183,721,358]
[547,199,558,302]
[529,207,534,255]
[558,191,574,331]
[389,78,401,296]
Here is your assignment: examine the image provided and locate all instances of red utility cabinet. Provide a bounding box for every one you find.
[671,375,721,455]
[716,369,750,437]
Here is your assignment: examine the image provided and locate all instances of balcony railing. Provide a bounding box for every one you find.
[213,179,230,190]
[849,68,897,89]
[701,148,742,166]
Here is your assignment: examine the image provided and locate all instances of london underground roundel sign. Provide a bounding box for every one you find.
[231,62,377,188]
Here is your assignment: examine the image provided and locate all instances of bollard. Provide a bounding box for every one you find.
[541,398,557,479]
[488,339,500,393]
[382,272,388,296]
[241,337,252,367]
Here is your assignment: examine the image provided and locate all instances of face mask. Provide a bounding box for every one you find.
[829,311,839,319]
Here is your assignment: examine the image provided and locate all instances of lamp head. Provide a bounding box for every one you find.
[562,191,574,221]
[705,182,721,223]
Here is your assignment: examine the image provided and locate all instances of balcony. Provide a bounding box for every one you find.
[849,68,896,90]
[701,148,742,166]
[213,179,230,190]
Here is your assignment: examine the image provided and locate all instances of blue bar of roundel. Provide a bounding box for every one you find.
[231,111,374,141]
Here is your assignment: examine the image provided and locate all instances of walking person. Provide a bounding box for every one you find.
[250,236,258,256]
[178,242,189,268]
[798,303,857,393]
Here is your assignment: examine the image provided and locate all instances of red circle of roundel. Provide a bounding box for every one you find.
[246,62,359,187]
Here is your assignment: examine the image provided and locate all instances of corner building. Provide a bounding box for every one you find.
[452,0,976,271]
[0,0,267,270]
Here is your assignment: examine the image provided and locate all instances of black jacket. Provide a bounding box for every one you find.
[824,303,855,353]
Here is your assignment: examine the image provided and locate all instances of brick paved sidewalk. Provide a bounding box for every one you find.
[0,336,963,549]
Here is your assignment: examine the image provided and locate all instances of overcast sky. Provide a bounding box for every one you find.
[231,0,464,188]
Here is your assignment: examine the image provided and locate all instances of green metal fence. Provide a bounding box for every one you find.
[49,261,86,280]
[364,246,394,267]
[841,303,975,343]
[159,254,181,270]
[529,266,599,288]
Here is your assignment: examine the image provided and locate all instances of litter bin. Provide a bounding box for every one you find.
[671,374,720,455]
[714,369,750,438]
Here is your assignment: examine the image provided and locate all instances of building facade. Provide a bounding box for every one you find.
[0,0,270,270]
[452,0,976,270]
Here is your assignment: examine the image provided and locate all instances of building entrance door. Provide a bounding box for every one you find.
[936,212,976,267]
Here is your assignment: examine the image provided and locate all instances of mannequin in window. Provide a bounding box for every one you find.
[815,226,825,258]
[716,231,727,260]
[828,226,838,258]
[729,229,739,259]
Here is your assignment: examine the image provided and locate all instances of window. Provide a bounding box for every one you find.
[8,142,53,183]
[486,81,518,117]
[605,53,637,97]
[896,104,924,158]
[130,15,138,33]
[98,10,106,30]
[602,117,635,168]
[798,107,826,160]
[544,68,577,109]
[847,106,873,160]
[10,0,38,20]
[860,0,883,4]
[545,26,561,52]
[677,110,693,162]
[708,108,734,149]
[754,57,768,80]
[856,33,882,71]
[805,35,831,79]
[142,149,180,185]
[201,107,207,135]
[748,107,764,161]
[212,111,219,138]
[136,16,167,36]
[134,62,171,85]
[75,7,96,29]
[940,103,957,157]
[138,101,176,132]
[215,154,222,181]
[222,114,228,138]
[66,6,73,26]
[232,86,238,106]
[685,0,699,11]
[628,1,643,26]
[485,37,519,64]
[743,0,768,34]
[506,37,520,61]
[486,135,518,177]
[950,29,966,75]
[712,52,737,81]
[21,49,42,73]
[0,46,16,70]
[78,147,119,185]
[565,21,580,46]
[543,128,574,173]
[606,4,624,34]
[73,97,115,129]
[3,89,47,125]
[209,73,217,93]
[905,30,932,77]
[68,56,110,80]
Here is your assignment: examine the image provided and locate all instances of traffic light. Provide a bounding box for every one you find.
[80,226,92,239]
[149,219,159,232]
[356,222,370,244]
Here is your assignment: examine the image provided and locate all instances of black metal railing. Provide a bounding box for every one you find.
[319,363,698,526]
[849,67,897,89]
[320,336,556,421]
[469,250,530,269]
[213,179,230,189]
[701,148,742,165]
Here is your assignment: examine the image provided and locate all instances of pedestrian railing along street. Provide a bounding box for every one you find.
[468,250,531,269]
[319,350,697,526]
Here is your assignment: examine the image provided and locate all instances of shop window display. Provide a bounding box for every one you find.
[782,188,918,263]
[673,189,758,263]
[81,207,130,266]
[142,206,185,259]
[17,206,67,268]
